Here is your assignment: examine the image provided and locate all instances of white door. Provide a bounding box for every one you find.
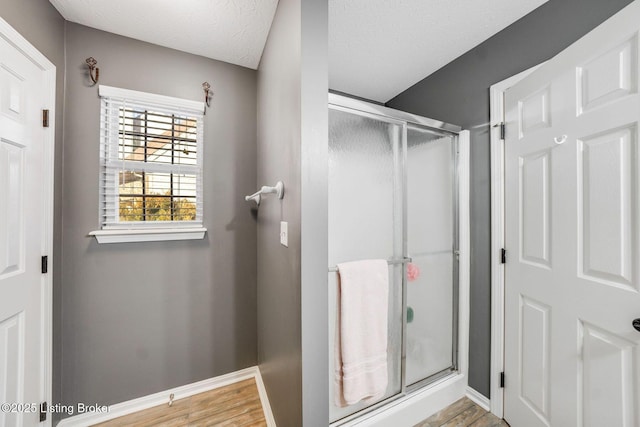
[0,30,51,426]
[504,1,640,426]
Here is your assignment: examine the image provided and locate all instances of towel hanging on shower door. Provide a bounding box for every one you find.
[334,259,389,407]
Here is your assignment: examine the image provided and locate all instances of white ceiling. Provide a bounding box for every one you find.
[329,0,549,102]
[50,0,548,100]
[49,0,279,69]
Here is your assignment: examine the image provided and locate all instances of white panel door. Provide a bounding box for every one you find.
[504,2,640,426]
[0,34,48,426]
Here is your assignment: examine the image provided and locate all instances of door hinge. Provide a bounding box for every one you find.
[42,109,49,127]
[494,122,505,140]
[41,256,48,274]
[500,372,505,388]
[501,248,506,264]
[40,402,47,422]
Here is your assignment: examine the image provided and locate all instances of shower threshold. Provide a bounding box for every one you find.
[330,368,463,427]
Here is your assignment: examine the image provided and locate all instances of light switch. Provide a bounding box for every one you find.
[280,221,288,247]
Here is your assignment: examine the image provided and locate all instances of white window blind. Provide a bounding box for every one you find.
[99,86,204,229]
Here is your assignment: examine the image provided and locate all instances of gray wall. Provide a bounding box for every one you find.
[60,22,258,415]
[300,0,329,425]
[0,0,66,418]
[257,0,329,424]
[387,0,634,398]
[256,0,303,425]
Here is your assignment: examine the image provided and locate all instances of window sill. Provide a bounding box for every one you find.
[89,227,207,244]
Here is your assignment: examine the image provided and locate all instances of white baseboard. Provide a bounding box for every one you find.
[254,367,276,426]
[57,366,275,427]
[465,386,491,412]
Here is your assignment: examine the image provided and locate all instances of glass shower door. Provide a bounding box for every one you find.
[328,108,404,423]
[405,125,457,386]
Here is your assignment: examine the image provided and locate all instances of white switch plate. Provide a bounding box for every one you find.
[280,221,288,247]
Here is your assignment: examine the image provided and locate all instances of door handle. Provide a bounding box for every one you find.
[633,318,640,332]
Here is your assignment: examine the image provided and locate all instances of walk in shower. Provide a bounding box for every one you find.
[328,93,462,424]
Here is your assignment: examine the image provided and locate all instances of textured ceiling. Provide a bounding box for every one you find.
[49,0,278,69]
[330,0,549,102]
[51,0,549,95]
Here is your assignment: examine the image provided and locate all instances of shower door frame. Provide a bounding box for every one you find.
[328,93,470,426]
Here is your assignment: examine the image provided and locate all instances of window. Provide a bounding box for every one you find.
[90,86,206,243]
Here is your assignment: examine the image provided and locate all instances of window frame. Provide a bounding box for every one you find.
[89,85,207,244]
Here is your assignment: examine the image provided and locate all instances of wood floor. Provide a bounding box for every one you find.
[93,378,267,427]
[88,382,501,427]
[415,397,509,427]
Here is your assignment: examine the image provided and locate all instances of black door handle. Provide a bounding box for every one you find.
[633,319,640,332]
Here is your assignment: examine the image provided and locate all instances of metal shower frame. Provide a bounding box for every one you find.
[328,92,463,425]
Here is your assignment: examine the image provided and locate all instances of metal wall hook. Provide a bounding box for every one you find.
[554,134,568,145]
[86,57,99,86]
[203,82,212,107]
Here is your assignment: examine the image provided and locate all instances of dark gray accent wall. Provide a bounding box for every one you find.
[60,22,257,417]
[0,0,65,420]
[387,0,634,398]
[256,0,303,425]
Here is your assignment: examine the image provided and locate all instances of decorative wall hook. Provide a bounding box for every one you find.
[554,134,568,145]
[86,57,99,86]
[202,82,212,107]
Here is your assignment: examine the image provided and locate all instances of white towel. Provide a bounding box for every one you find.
[334,259,389,407]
